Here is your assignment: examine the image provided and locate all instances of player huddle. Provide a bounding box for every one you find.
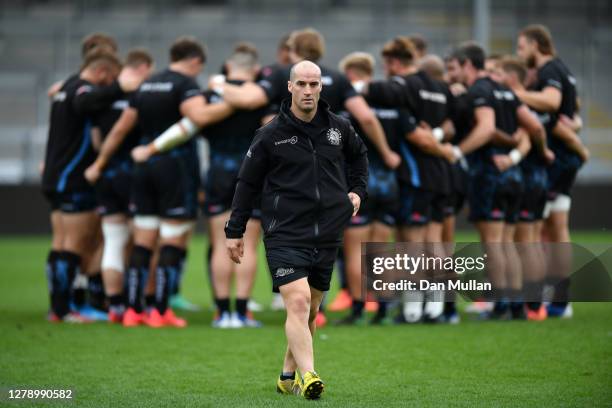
[42,25,585,328]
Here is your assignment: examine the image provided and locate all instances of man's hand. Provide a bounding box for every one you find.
[543,147,556,165]
[118,66,146,93]
[131,144,158,163]
[383,150,401,169]
[84,163,102,184]
[441,143,458,164]
[449,82,467,96]
[226,238,244,264]
[492,154,513,172]
[348,192,361,216]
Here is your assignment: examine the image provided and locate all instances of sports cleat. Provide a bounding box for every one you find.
[62,312,93,324]
[440,312,461,325]
[212,311,233,329]
[370,313,393,326]
[328,289,352,312]
[247,299,264,312]
[402,301,424,323]
[232,312,262,328]
[276,373,300,395]
[47,311,61,323]
[161,309,188,328]
[170,294,201,312]
[465,301,494,314]
[526,305,548,321]
[73,304,108,321]
[547,303,573,319]
[300,371,325,400]
[314,311,327,328]
[122,308,145,327]
[108,310,124,324]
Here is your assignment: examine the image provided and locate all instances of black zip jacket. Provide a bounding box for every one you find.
[225,99,368,249]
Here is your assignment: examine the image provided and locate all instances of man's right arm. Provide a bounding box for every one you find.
[225,132,270,239]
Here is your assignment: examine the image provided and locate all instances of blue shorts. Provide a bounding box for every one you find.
[95,161,132,216]
[519,165,547,222]
[349,165,399,227]
[397,183,448,226]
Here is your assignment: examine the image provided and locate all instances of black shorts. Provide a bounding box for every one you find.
[397,184,447,226]
[95,163,132,216]
[202,156,261,219]
[442,191,466,218]
[349,165,399,227]
[266,246,338,293]
[468,171,522,224]
[546,163,579,201]
[519,166,547,222]
[43,189,97,213]
[131,151,199,220]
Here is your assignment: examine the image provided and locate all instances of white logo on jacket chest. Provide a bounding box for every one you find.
[274,136,298,146]
[326,128,342,145]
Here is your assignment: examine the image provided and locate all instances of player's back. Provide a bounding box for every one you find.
[202,80,266,157]
[131,69,201,147]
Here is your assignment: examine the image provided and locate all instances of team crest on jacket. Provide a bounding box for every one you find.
[326,128,342,145]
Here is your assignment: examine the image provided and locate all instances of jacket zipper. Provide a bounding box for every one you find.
[307,137,321,239]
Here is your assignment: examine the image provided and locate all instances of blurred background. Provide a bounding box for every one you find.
[0,0,610,232]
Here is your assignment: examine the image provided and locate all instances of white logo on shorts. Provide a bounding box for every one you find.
[326,128,341,145]
[275,267,295,278]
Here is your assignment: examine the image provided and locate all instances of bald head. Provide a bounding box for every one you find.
[290,60,321,82]
[288,60,322,119]
[418,54,445,81]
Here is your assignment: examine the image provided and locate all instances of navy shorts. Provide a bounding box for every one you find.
[202,155,261,219]
[546,157,581,200]
[131,149,199,220]
[95,162,132,216]
[349,165,399,227]
[265,246,338,293]
[44,189,97,213]
[519,166,547,222]
[397,183,448,226]
[468,169,523,224]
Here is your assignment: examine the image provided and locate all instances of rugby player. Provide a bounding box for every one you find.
[88,49,154,323]
[43,48,144,322]
[515,25,585,318]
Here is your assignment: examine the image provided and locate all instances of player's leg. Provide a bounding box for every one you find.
[369,221,394,324]
[336,224,370,325]
[45,205,63,321]
[209,211,234,327]
[279,278,314,374]
[233,217,262,327]
[101,213,130,322]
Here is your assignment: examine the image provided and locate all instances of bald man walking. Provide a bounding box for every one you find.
[225,61,368,399]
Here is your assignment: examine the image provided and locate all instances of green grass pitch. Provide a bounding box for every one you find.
[0,232,611,407]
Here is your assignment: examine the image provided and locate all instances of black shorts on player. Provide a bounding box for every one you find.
[44,190,98,213]
[131,147,199,220]
[398,184,448,226]
[95,163,132,216]
[518,164,547,222]
[467,169,523,224]
[266,247,339,293]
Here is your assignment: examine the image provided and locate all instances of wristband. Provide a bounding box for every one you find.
[509,148,522,165]
[352,80,365,93]
[432,127,444,142]
[452,146,463,160]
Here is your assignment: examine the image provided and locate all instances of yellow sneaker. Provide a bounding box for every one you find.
[300,371,325,399]
[276,373,299,395]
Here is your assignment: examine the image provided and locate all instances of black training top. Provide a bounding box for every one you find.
[202,79,266,157]
[129,69,201,152]
[225,99,368,249]
[467,76,523,167]
[42,75,124,193]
